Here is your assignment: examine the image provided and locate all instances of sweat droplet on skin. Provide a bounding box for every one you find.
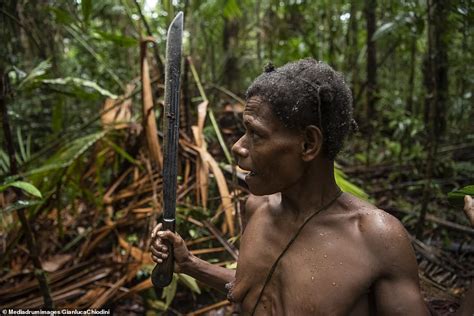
[332,282,337,286]
[323,254,328,258]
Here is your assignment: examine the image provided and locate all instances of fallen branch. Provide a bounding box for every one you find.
[188,300,230,316]
[386,207,474,236]
[203,220,239,260]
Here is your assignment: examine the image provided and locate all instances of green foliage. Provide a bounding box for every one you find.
[16,60,52,90]
[81,0,92,26]
[40,77,118,99]
[1,0,472,312]
[223,0,242,19]
[0,181,42,198]
[335,167,369,201]
[178,273,201,294]
[27,131,107,177]
[448,185,474,208]
[161,274,178,308]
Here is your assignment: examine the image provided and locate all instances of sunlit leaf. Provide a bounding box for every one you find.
[147,299,168,311]
[40,77,117,99]
[17,60,51,90]
[448,185,474,207]
[372,22,396,41]
[178,273,201,294]
[0,181,42,198]
[223,0,242,19]
[334,167,369,201]
[161,274,178,308]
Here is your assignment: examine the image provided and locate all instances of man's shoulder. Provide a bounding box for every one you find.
[337,194,406,237]
[336,194,412,259]
[241,194,275,229]
[346,199,417,276]
[358,207,410,246]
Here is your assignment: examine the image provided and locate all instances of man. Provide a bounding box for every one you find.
[151,59,429,315]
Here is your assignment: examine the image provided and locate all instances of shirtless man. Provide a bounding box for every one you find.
[150,59,429,315]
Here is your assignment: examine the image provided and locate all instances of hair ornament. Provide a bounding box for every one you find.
[264,62,276,73]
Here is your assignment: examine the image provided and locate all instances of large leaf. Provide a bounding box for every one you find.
[26,131,108,176]
[0,181,42,198]
[161,274,178,308]
[40,77,117,99]
[448,185,474,207]
[372,22,397,41]
[177,273,201,294]
[17,60,51,90]
[335,167,369,201]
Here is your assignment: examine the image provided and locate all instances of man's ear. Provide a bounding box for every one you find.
[301,125,323,161]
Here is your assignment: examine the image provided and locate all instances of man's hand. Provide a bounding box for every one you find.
[150,223,192,273]
[463,195,474,227]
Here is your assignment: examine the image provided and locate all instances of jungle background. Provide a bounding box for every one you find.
[0,0,473,315]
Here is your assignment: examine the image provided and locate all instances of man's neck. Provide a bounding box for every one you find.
[280,158,340,221]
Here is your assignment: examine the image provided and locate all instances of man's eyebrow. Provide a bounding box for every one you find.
[243,115,268,133]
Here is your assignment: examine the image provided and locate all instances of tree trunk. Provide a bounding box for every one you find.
[347,1,360,118]
[416,0,449,238]
[223,17,239,91]
[406,37,417,114]
[365,0,377,166]
[327,3,335,66]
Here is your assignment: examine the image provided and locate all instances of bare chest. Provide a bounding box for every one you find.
[231,215,375,315]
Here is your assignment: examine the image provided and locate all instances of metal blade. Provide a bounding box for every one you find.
[162,12,183,223]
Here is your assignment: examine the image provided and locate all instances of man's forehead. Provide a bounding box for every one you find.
[244,96,267,116]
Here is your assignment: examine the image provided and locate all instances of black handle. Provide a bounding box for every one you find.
[151,219,175,287]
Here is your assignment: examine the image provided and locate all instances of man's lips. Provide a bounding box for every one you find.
[236,166,257,177]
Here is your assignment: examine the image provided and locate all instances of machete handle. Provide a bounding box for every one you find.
[151,219,175,287]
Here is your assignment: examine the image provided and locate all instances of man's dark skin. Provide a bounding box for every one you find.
[151,94,430,315]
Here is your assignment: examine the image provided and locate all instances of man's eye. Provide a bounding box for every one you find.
[249,130,262,141]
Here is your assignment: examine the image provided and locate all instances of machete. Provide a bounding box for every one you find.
[151,11,183,288]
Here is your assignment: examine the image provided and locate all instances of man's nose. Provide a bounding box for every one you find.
[232,136,249,158]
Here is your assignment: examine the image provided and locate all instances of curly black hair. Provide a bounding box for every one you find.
[246,58,356,159]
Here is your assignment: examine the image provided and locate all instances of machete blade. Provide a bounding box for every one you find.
[152,11,183,288]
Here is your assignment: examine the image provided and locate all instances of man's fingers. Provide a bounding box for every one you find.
[152,255,163,264]
[157,230,182,245]
[463,195,474,227]
[151,223,163,239]
[150,246,162,257]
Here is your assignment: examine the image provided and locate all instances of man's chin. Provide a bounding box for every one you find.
[246,179,277,196]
